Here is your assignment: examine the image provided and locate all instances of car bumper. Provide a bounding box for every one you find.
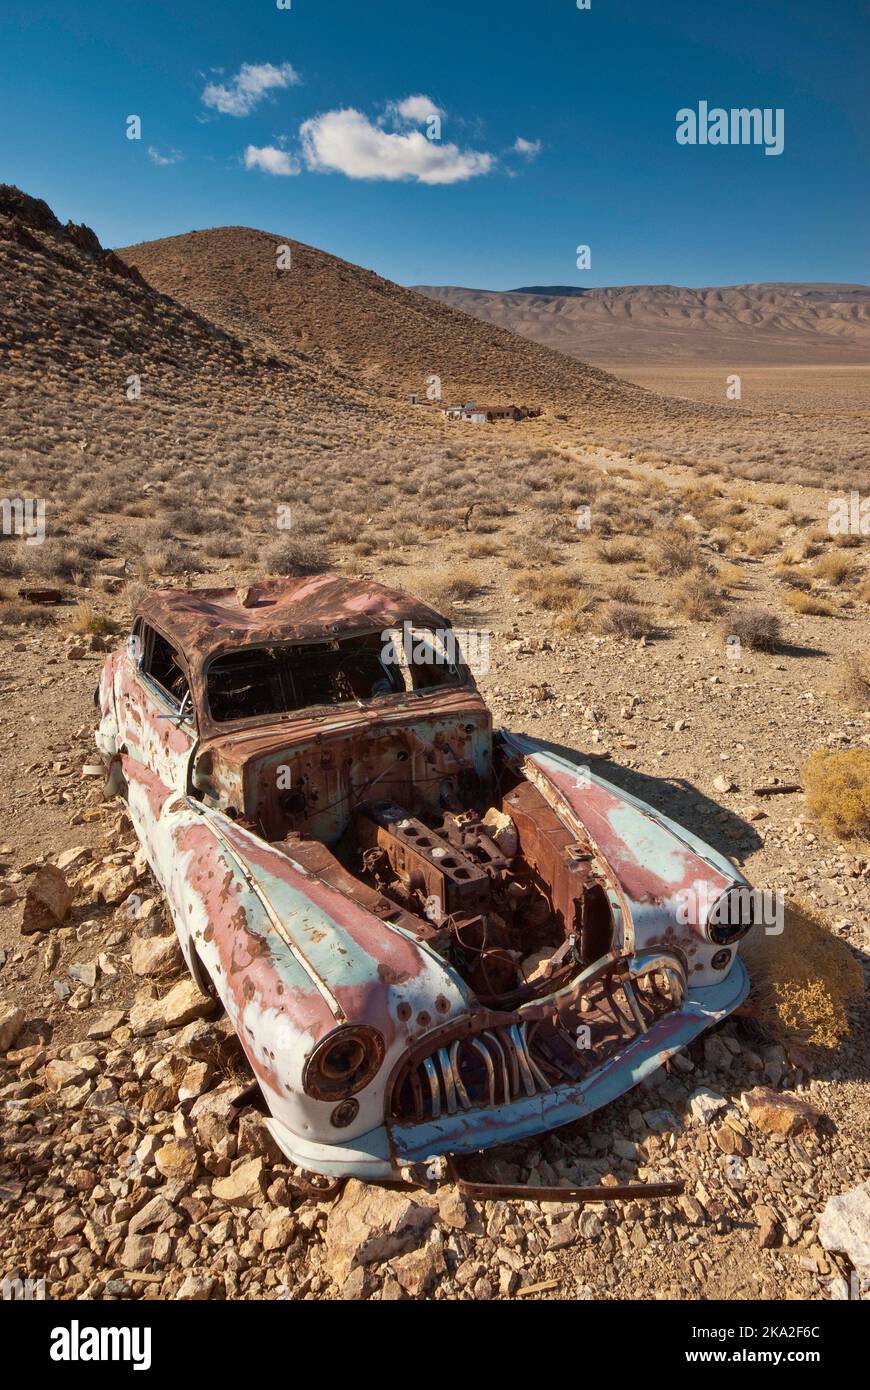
[264,957,749,1181]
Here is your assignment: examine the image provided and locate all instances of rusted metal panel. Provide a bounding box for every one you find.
[506,737,747,989]
[198,692,492,841]
[137,576,446,660]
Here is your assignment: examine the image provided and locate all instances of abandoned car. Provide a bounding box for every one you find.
[95,576,755,1182]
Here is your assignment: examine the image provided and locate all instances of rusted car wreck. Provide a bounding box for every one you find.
[95,576,755,1184]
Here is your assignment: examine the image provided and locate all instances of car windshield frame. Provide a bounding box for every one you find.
[201,625,469,726]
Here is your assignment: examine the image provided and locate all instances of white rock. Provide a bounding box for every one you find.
[819,1182,870,1276]
[323,1178,435,1285]
[129,979,215,1036]
[689,1087,728,1124]
[131,932,183,977]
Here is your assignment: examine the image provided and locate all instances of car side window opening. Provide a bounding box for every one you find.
[138,622,192,713]
[207,629,462,723]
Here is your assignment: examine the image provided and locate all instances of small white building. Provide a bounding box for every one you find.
[442,401,539,423]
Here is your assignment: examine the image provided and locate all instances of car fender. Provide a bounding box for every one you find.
[503,733,751,988]
[122,774,472,1146]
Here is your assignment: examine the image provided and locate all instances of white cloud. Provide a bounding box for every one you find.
[202,61,300,117]
[390,94,445,124]
[513,137,542,160]
[147,145,183,166]
[300,107,493,185]
[244,144,300,176]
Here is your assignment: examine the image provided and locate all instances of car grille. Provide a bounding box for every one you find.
[391,952,686,1124]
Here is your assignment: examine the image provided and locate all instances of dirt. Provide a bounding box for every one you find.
[605,363,870,412]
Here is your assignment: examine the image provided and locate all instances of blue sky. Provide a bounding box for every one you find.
[1,0,867,288]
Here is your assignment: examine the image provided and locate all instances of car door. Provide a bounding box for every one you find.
[117,619,198,803]
[114,620,212,985]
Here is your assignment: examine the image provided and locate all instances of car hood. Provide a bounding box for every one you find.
[501,733,748,987]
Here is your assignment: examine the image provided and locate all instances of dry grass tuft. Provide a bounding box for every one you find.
[555,595,598,633]
[836,655,870,712]
[70,602,113,636]
[783,590,836,617]
[607,581,638,604]
[0,545,24,579]
[813,552,854,586]
[264,537,329,576]
[776,565,812,590]
[426,568,483,612]
[802,748,870,841]
[596,539,640,565]
[649,529,700,577]
[740,526,781,558]
[671,575,725,621]
[741,900,864,1052]
[722,608,780,651]
[466,537,501,559]
[514,570,584,615]
[597,601,654,639]
[716,562,743,589]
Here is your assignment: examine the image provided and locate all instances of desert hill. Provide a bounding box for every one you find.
[0,186,390,554]
[413,282,870,366]
[0,185,361,407]
[117,227,690,418]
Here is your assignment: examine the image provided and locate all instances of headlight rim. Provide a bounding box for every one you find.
[302,1024,385,1101]
[704,884,757,946]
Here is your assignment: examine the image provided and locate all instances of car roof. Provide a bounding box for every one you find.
[136,574,450,665]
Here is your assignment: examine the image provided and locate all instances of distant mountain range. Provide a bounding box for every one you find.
[412,282,870,366]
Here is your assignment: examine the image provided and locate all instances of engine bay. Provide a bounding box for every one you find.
[269,776,688,1120]
[351,785,616,1006]
[270,773,618,1009]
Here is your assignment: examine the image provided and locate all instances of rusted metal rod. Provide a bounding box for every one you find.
[446,1158,683,1205]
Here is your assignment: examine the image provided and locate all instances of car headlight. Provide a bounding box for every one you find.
[705,886,759,945]
[302,1025,385,1100]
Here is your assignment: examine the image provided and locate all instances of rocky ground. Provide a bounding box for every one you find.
[0,557,868,1301]
[0,867,866,1302]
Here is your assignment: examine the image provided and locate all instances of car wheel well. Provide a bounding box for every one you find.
[189,943,224,1010]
